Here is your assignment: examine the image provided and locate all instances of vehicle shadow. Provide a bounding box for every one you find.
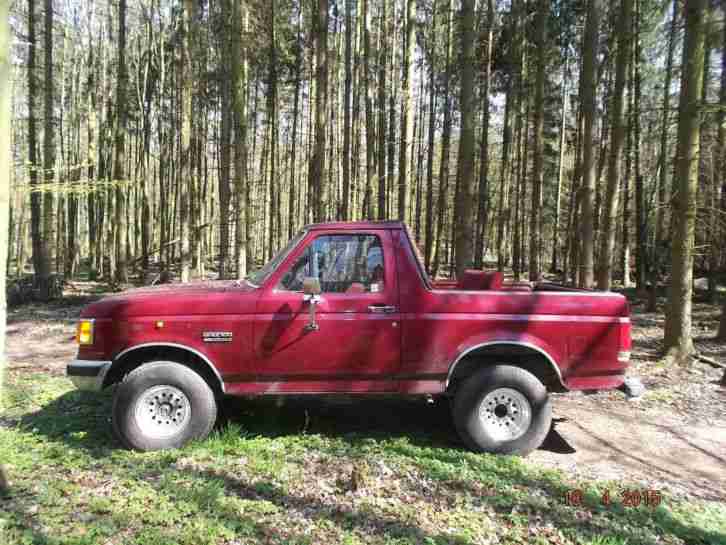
[16,390,576,457]
[217,394,577,455]
[9,391,725,545]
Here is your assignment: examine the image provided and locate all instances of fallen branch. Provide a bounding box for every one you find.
[694,353,726,370]
[130,238,180,264]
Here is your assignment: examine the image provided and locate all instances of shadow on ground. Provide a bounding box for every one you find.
[4,389,724,545]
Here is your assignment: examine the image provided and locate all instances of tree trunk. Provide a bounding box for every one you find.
[397,0,416,222]
[423,1,437,269]
[233,0,248,278]
[663,0,707,364]
[376,0,388,220]
[266,0,278,254]
[633,0,646,292]
[362,0,375,219]
[113,0,128,284]
[289,6,302,238]
[621,40,633,290]
[597,0,632,290]
[454,0,476,278]
[432,0,453,278]
[474,0,494,269]
[0,0,11,486]
[718,12,726,338]
[41,0,56,299]
[27,0,49,292]
[180,0,196,282]
[310,0,329,222]
[217,1,232,279]
[342,0,353,220]
[648,0,678,311]
[496,85,512,272]
[529,0,547,281]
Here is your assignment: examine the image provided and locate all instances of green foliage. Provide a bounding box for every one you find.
[1,372,724,545]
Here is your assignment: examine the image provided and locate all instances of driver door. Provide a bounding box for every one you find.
[253,229,401,392]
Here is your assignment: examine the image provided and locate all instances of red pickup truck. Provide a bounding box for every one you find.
[68,221,631,455]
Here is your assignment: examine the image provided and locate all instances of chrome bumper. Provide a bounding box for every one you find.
[66,359,112,392]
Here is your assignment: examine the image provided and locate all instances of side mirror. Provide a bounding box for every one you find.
[302,277,321,296]
[302,277,322,332]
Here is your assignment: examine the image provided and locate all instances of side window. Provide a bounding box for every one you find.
[277,234,386,294]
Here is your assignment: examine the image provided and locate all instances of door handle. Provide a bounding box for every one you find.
[368,305,397,314]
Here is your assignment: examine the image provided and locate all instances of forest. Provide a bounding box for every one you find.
[3,3,726,543]
[4,0,726,367]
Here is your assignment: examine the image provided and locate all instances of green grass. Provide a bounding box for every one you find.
[1,372,725,545]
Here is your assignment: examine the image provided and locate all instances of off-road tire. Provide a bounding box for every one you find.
[452,365,552,456]
[112,361,217,451]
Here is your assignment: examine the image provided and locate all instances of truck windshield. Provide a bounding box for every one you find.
[246,230,307,287]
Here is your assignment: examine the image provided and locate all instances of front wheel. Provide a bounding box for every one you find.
[112,361,218,451]
[452,365,552,456]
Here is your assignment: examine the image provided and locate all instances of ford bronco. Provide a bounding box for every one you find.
[68,221,631,455]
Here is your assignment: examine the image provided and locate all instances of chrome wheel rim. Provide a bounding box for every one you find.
[479,388,532,442]
[134,385,191,439]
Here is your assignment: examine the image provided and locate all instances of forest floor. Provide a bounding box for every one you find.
[1,282,725,544]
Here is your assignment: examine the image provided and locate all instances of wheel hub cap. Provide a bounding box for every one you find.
[134,385,191,439]
[479,387,532,442]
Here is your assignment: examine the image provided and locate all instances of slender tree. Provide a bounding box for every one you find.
[528,0,547,281]
[551,49,568,274]
[310,0,329,222]
[233,1,249,278]
[41,0,55,298]
[648,0,678,310]
[398,0,415,222]
[342,0,353,220]
[663,0,707,364]
[432,0,453,277]
[579,0,599,288]
[474,0,494,268]
[113,0,128,283]
[362,0,375,218]
[0,0,10,486]
[27,0,49,294]
[716,17,726,339]
[454,0,476,277]
[598,0,632,290]
[289,5,302,238]
[633,0,645,291]
[217,2,232,279]
[424,1,437,266]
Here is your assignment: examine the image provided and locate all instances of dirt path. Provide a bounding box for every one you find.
[531,392,726,502]
[6,291,726,503]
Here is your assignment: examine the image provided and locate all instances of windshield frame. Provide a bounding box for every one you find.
[403,225,432,289]
[246,229,308,287]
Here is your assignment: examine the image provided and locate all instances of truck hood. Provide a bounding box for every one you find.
[80,280,259,319]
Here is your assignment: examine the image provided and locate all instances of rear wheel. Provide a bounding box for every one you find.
[112,361,217,451]
[452,365,552,456]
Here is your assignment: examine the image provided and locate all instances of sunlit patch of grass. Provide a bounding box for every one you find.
[0,371,725,545]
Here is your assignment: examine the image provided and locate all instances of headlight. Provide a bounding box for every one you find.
[76,319,95,345]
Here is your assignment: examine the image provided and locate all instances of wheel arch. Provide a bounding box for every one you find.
[104,343,225,395]
[446,341,567,393]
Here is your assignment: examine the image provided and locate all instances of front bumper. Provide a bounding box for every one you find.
[67,359,112,391]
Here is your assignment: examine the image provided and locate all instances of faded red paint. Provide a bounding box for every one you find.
[77,221,631,395]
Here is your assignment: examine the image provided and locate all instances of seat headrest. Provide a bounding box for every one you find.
[482,271,504,290]
[459,270,487,290]
[458,270,503,290]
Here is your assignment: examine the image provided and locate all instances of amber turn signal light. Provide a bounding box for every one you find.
[76,320,94,345]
